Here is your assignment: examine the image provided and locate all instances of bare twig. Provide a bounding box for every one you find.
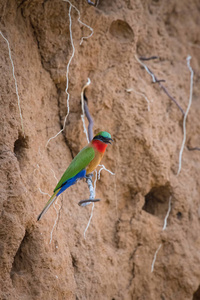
[187,146,200,151]
[98,164,115,179]
[0,31,25,136]
[139,56,158,61]
[80,83,98,238]
[81,78,91,143]
[49,198,61,244]
[151,196,172,273]
[162,196,172,231]
[78,199,100,206]
[83,171,98,238]
[84,93,94,142]
[135,55,156,82]
[64,0,94,45]
[158,81,185,116]
[78,174,99,207]
[151,244,162,273]
[86,174,95,199]
[152,79,166,83]
[46,3,74,147]
[80,77,94,143]
[46,1,94,147]
[80,80,99,208]
[84,203,94,238]
[126,88,151,111]
[177,56,194,175]
[80,81,115,238]
[87,0,99,7]
[135,55,185,116]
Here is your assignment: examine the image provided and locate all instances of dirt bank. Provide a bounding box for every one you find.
[0,0,200,299]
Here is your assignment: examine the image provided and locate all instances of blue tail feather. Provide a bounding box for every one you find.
[56,169,86,197]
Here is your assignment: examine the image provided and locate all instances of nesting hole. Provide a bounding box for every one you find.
[193,285,200,300]
[10,230,30,282]
[71,254,78,269]
[14,133,29,161]
[109,20,134,43]
[176,212,182,220]
[143,185,171,219]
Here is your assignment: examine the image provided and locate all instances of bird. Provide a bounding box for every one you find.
[37,131,113,221]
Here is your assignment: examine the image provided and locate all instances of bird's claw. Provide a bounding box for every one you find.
[86,173,93,179]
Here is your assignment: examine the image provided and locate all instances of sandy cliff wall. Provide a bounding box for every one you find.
[0,0,200,299]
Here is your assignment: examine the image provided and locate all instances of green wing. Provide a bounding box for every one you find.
[54,146,95,192]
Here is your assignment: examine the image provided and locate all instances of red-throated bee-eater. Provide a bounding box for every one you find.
[37,131,113,221]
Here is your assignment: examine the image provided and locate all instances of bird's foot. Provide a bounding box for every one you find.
[85,173,93,179]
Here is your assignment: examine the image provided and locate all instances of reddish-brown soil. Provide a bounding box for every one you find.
[1,0,200,299]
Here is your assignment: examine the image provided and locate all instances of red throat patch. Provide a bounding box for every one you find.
[92,140,107,153]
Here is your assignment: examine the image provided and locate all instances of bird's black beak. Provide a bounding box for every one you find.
[105,138,113,144]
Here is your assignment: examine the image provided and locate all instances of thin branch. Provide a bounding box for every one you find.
[80,83,97,238]
[98,164,115,180]
[84,94,94,142]
[63,0,94,45]
[46,1,94,147]
[80,82,115,238]
[135,55,185,116]
[38,188,51,198]
[162,196,172,231]
[86,174,95,199]
[49,198,61,245]
[151,244,162,273]
[177,56,194,175]
[139,56,158,61]
[151,196,172,273]
[152,79,165,83]
[158,81,185,116]
[83,172,98,239]
[81,78,92,143]
[46,3,74,147]
[80,77,94,142]
[84,203,94,238]
[87,0,99,7]
[78,174,98,207]
[187,146,200,151]
[79,199,100,206]
[126,88,151,111]
[0,31,25,136]
[135,55,156,82]
[80,80,98,209]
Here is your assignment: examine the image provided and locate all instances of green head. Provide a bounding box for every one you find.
[93,131,113,144]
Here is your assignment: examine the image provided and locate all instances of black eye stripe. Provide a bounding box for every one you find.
[93,135,110,139]
[93,135,104,141]
[93,135,112,144]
